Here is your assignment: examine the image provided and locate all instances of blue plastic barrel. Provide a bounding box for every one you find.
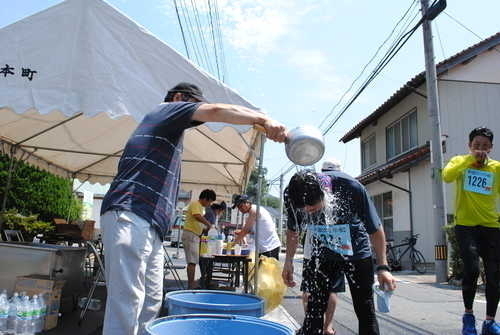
[146,314,293,335]
[165,290,264,317]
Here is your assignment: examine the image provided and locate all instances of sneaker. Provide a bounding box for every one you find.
[463,313,478,335]
[482,320,500,335]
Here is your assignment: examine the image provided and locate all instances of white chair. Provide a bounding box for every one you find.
[4,229,24,242]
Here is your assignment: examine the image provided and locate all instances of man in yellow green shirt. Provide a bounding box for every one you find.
[443,127,500,335]
[182,189,216,289]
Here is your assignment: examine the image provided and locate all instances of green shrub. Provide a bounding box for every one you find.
[0,209,54,240]
[0,153,82,222]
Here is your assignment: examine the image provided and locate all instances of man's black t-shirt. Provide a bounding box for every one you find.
[285,171,381,260]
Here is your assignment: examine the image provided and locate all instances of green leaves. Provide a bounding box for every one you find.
[0,154,82,227]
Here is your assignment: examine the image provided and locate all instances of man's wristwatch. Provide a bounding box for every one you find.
[376,265,391,273]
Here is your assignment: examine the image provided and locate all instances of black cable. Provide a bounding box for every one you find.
[207,0,222,80]
[190,0,216,74]
[271,1,423,183]
[322,19,422,136]
[213,0,227,82]
[318,0,419,129]
[178,0,204,67]
[173,0,190,59]
[434,21,446,59]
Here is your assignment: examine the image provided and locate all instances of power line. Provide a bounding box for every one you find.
[321,16,423,136]
[207,0,221,80]
[173,0,190,59]
[443,11,500,55]
[434,21,446,59]
[190,0,216,74]
[443,12,482,40]
[271,2,422,184]
[318,0,419,130]
[213,0,227,82]
[178,0,204,66]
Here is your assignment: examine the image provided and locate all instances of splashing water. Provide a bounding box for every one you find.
[287,177,364,334]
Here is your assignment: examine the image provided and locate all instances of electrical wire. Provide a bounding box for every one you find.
[270,1,424,184]
[173,0,190,59]
[434,21,446,59]
[178,0,204,66]
[321,17,423,136]
[207,0,222,80]
[318,0,419,129]
[190,0,217,74]
[213,0,227,82]
[444,12,500,55]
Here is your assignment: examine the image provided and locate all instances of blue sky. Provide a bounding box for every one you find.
[2,0,500,196]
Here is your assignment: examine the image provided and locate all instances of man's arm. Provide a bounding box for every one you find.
[192,103,287,142]
[193,214,212,230]
[282,229,299,287]
[370,228,396,291]
[234,208,256,244]
[442,155,475,183]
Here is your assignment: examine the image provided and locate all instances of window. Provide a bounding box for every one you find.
[386,109,418,160]
[361,135,376,170]
[372,192,393,241]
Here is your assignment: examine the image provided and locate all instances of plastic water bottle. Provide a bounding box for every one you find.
[373,283,393,313]
[38,294,47,333]
[207,225,218,255]
[7,292,19,333]
[16,295,25,334]
[0,294,8,333]
[32,295,43,334]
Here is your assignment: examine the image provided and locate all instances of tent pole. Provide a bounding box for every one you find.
[1,146,18,212]
[253,134,266,294]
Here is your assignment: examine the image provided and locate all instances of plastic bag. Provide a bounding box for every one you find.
[256,255,287,313]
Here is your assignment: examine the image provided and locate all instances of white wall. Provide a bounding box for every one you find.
[357,49,500,264]
[359,92,428,170]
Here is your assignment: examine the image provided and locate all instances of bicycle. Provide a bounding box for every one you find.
[386,234,427,274]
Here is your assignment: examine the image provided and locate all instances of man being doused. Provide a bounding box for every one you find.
[282,170,396,335]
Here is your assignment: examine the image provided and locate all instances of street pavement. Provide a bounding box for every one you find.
[165,245,495,335]
[283,256,489,335]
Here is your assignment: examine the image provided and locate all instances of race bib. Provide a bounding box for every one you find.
[464,169,493,195]
[307,224,353,256]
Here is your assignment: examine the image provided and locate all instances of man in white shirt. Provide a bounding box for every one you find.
[233,194,281,260]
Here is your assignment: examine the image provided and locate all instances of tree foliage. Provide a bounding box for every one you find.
[245,167,281,209]
[0,154,82,223]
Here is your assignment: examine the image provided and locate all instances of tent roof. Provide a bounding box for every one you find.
[0,0,262,199]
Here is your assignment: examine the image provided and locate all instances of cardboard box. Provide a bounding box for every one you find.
[15,275,65,331]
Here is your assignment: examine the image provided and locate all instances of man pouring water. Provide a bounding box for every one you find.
[282,170,396,335]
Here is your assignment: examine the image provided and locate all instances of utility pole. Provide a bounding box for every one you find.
[420,0,448,283]
[278,174,284,243]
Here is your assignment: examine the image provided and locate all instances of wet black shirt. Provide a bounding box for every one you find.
[285,171,381,260]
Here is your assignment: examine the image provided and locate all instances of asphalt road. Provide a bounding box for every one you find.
[282,257,488,335]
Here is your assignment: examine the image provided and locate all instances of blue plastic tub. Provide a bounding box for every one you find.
[165,290,264,317]
[146,314,293,335]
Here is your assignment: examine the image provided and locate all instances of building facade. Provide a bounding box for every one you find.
[341,33,500,267]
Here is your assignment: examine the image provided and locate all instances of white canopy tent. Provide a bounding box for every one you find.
[0,0,263,202]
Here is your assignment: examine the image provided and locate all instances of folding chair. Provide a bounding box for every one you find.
[79,240,106,326]
[4,229,24,242]
[163,244,185,290]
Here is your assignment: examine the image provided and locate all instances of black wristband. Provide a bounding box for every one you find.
[376,265,391,272]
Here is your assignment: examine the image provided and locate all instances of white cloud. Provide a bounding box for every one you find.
[213,0,320,56]
[287,48,344,101]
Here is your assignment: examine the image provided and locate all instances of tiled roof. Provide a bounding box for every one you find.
[357,143,430,185]
[341,32,500,143]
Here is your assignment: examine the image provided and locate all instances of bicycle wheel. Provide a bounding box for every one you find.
[387,249,400,271]
[410,249,426,274]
